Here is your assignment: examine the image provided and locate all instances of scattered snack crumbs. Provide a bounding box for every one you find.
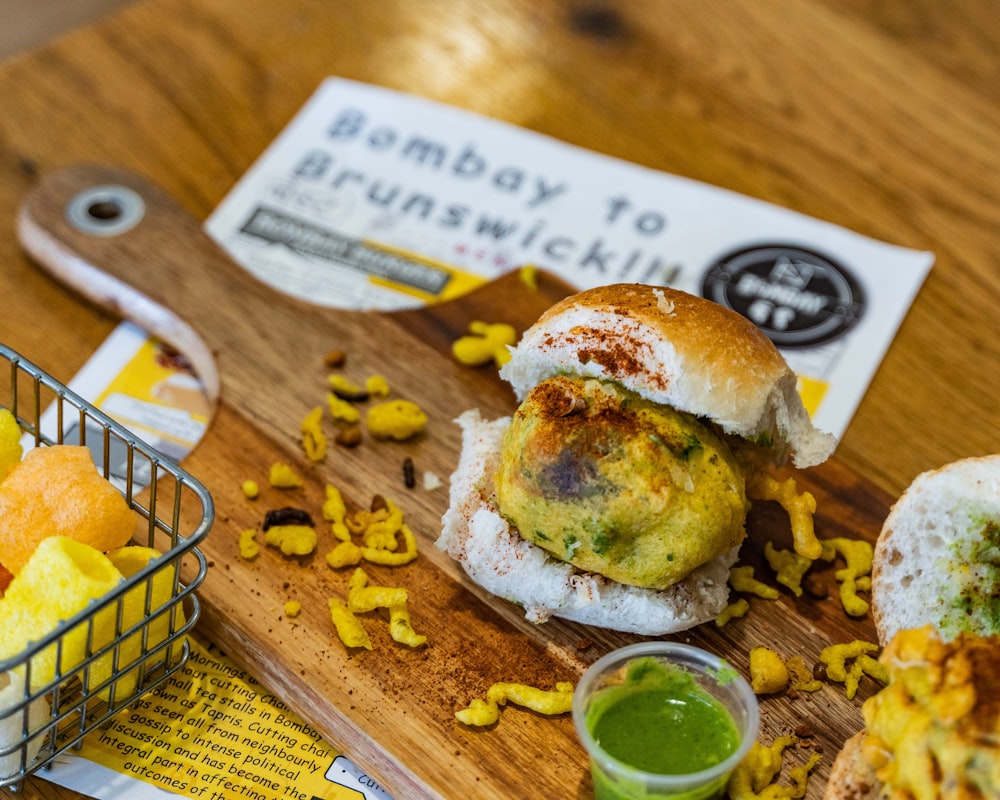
[328,598,371,651]
[327,393,362,424]
[748,472,822,560]
[727,734,821,800]
[750,647,790,695]
[241,479,259,500]
[455,681,574,727]
[785,656,822,693]
[264,524,318,557]
[366,400,427,441]
[763,542,813,598]
[818,640,887,699]
[323,349,346,368]
[284,600,301,618]
[328,374,369,401]
[819,537,874,617]
[268,462,303,489]
[451,321,517,368]
[716,597,750,626]
[300,406,327,462]
[347,568,426,648]
[365,375,390,398]
[239,529,259,559]
[729,566,779,600]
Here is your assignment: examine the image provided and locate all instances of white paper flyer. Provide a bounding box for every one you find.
[205,77,934,441]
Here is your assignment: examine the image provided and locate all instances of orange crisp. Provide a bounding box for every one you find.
[0,445,136,575]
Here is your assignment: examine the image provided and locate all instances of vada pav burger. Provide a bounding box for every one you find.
[437,284,836,634]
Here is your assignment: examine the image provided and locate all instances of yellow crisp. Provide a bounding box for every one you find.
[346,568,426,648]
[362,524,418,566]
[763,542,813,598]
[268,462,303,489]
[820,537,874,617]
[0,408,22,482]
[327,392,361,424]
[322,484,351,541]
[518,265,538,291]
[456,681,574,726]
[730,566,779,600]
[786,656,822,693]
[819,640,888,699]
[300,406,326,463]
[366,400,428,441]
[388,603,426,647]
[241,479,259,500]
[264,524,317,557]
[239,529,259,559]
[0,445,136,576]
[328,374,366,398]
[284,600,301,618]
[365,375,390,398]
[750,647,790,695]
[716,597,750,626]
[748,473,821,560]
[325,540,363,569]
[452,321,517,368]
[728,735,821,799]
[328,599,371,651]
[102,545,183,699]
[0,536,124,691]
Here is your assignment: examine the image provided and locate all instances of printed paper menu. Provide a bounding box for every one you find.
[205,77,934,441]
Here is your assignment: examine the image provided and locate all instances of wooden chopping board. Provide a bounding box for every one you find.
[17,164,893,800]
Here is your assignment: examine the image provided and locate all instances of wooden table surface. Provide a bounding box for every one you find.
[1,1,997,798]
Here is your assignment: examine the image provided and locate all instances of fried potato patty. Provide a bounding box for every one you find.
[494,376,749,589]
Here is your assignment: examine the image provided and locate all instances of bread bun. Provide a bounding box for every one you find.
[500,284,835,468]
[871,454,1000,646]
[824,731,881,800]
[437,410,737,634]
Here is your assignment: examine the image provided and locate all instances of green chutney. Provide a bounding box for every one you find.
[586,657,740,775]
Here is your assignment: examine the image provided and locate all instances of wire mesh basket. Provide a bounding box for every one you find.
[0,343,212,789]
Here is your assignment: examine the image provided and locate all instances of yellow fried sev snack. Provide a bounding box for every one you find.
[241,479,259,500]
[0,536,124,691]
[819,640,888,699]
[747,472,821,560]
[730,566,780,600]
[452,321,518,368]
[284,600,301,618]
[365,375,390,398]
[716,597,750,626]
[264,524,318,557]
[268,462,303,489]
[326,540,363,569]
[785,656,822,693]
[456,681,574,726]
[327,392,361,425]
[728,735,821,800]
[763,542,813,597]
[300,406,326,463]
[347,568,426,647]
[0,408,22,482]
[328,374,366,398]
[519,264,538,291]
[239,529,259,560]
[328,598,371,651]
[750,647,790,695]
[322,484,351,541]
[366,400,428,441]
[819,537,874,617]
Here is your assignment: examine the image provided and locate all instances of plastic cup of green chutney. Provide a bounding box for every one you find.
[572,641,759,800]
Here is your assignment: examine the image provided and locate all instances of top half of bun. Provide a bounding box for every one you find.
[499,283,836,468]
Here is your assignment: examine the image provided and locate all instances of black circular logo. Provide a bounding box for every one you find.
[701,245,865,348]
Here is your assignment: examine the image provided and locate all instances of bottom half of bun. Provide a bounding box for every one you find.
[435,409,737,636]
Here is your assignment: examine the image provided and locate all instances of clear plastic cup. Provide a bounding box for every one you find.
[573,641,759,800]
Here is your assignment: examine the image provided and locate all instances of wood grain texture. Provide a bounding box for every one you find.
[12,164,888,798]
[0,1,997,798]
